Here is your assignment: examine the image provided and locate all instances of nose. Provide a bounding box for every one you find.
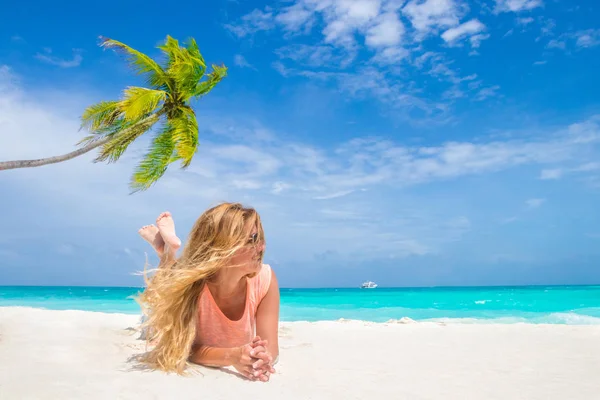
[256,240,266,253]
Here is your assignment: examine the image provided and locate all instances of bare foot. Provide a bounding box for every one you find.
[156,211,181,256]
[138,225,165,256]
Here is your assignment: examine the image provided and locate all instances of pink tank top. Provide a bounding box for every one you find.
[195,264,272,348]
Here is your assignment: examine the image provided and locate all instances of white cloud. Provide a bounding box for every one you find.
[234,54,255,69]
[547,29,600,51]
[0,65,15,87]
[441,19,486,44]
[474,85,500,101]
[573,29,600,48]
[229,0,474,69]
[526,198,546,208]
[272,64,442,120]
[314,190,357,200]
[402,0,464,39]
[546,39,566,50]
[306,116,600,192]
[318,0,383,47]
[35,48,83,68]
[469,33,490,49]
[540,168,562,180]
[371,46,410,64]
[229,0,501,114]
[538,17,556,38]
[574,162,600,172]
[276,2,316,33]
[271,181,291,194]
[517,17,534,25]
[365,11,405,47]
[225,8,275,37]
[275,44,356,68]
[495,0,543,13]
[536,162,600,184]
[567,116,600,143]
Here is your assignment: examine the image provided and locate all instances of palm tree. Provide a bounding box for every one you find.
[0,35,227,192]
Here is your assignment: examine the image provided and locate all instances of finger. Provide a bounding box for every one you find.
[254,350,272,363]
[259,372,270,382]
[252,336,261,344]
[249,346,266,357]
[253,353,271,364]
[252,368,264,379]
[241,355,256,365]
[257,364,275,375]
[252,358,266,369]
[242,367,255,380]
[251,339,267,348]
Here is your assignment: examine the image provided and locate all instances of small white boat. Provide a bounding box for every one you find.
[360,281,378,289]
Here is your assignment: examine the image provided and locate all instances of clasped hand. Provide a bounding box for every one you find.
[233,336,276,382]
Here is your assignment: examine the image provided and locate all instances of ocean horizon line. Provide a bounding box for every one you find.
[1,283,599,290]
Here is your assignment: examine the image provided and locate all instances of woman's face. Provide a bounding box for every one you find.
[228,221,265,275]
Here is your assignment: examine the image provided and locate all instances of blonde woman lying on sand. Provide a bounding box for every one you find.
[136,202,280,382]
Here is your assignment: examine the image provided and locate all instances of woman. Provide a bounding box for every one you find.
[136,202,280,382]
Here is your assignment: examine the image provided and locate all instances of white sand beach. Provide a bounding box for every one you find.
[1,307,599,399]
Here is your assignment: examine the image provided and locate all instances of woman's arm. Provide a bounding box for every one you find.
[189,344,239,367]
[190,342,271,380]
[255,268,280,360]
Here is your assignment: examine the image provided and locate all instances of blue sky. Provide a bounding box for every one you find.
[1,0,599,287]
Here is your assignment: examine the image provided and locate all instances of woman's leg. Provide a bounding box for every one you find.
[138,212,182,340]
[138,211,181,267]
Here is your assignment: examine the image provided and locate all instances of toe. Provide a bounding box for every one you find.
[157,211,171,220]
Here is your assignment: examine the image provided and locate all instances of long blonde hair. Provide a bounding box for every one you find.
[135,202,264,374]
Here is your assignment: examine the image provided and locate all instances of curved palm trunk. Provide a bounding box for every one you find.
[0,135,114,171]
[0,114,160,171]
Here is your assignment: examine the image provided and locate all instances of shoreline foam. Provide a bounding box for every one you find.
[2,305,600,326]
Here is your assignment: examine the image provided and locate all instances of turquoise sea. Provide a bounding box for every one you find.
[1,285,600,324]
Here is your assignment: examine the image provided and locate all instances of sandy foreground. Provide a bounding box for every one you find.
[1,307,599,399]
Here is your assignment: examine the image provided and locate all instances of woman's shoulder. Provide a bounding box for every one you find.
[251,264,273,302]
[257,263,273,286]
[260,263,272,277]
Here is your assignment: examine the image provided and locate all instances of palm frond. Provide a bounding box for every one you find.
[119,87,167,121]
[76,123,122,147]
[169,107,199,168]
[100,37,171,90]
[192,64,228,98]
[185,38,206,70]
[94,114,161,164]
[76,134,99,147]
[129,123,176,193]
[80,101,122,132]
[159,36,207,99]
[157,36,183,66]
